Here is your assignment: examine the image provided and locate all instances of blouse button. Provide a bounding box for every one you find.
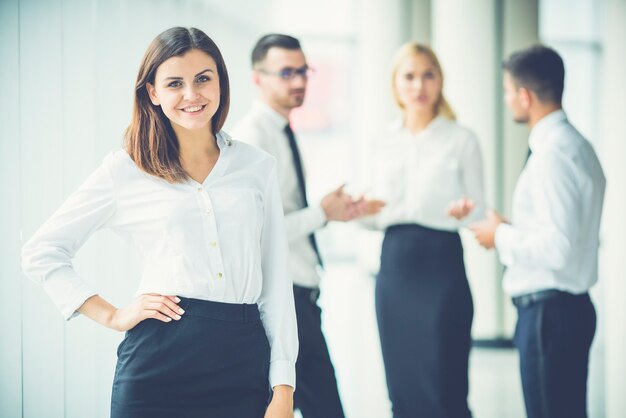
[217,272,223,279]
[197,187,203,192]
[205,208,212,214]
[210,240,217,247]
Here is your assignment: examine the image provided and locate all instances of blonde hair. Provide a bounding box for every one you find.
[391,42,456,120]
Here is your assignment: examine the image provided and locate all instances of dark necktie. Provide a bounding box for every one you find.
[524,148,532,167]
[284,124,324,267]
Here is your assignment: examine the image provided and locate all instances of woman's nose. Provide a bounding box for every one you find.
[183,85,200,100]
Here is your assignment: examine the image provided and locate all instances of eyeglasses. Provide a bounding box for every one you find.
[258,66,315,80]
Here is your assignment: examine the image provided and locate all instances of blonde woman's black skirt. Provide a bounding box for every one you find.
[376,223,474,418]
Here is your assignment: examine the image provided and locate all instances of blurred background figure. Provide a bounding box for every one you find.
[470,45,605,418]
[360,42,484,418]
[233,33,382,418]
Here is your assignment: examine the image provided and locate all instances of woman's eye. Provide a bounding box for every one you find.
[167,80,182,88]
[196,75,210,83]
[404,74,414,81]
[424,71,435,79]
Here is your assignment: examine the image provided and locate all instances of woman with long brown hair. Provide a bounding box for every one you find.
[364,42,484,417]
[21,27,296,418]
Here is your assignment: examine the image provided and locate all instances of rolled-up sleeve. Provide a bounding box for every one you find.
[257,158,298,389]
[21,156,117,320]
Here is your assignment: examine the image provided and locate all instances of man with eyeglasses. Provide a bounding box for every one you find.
[233,34,383,418]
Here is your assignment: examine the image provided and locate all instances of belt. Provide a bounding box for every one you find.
[512,289,575,308]
[293,285,320,304]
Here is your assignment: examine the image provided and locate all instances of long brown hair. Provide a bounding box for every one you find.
[391,42,456,120]
[125,27,230,183]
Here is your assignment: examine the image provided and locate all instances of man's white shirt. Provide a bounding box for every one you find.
[495,110,606,297]
[232,101,326,289]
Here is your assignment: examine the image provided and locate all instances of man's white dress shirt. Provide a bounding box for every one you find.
[232,101,325,288]
[21,131,298,388]
[495,110,606,297]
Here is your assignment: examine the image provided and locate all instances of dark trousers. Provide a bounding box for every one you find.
[111,298,271,418]
[377,224,473,418]
[292,285,345,418]
[514,291,596,418]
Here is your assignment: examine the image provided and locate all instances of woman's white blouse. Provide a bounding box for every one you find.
[366,116,484,231]
[21,131,298,389]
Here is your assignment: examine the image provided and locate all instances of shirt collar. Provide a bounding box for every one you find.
[183,130,231,188]
[216,130,233,149]
[252,100,290,131]
[528,109,567,152]
[394,114,448,137]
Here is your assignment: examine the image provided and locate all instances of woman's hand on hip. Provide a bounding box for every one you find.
[109,294,185,332]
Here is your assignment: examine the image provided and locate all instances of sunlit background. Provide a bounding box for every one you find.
[1,0,625,417]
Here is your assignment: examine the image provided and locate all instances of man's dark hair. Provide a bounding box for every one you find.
[251,34,301,67]
[503,45,565,104]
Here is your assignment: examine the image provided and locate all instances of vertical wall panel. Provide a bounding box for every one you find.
[432,0,502,339]
[602,1,626,416]
[61,1,102,415]
[19,0,66,416]
[0,0,23,413]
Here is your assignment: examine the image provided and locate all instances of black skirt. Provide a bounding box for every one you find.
[376,224,473,418]
[111,297,271,418]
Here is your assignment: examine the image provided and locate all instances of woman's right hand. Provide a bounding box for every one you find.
[109,294,185,332]
[447,197,475,220]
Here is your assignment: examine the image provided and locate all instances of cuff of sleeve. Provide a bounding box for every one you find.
[495,223,516,266]
[269,360,296,391]
[312,204,328,228]
[41,270,98,321]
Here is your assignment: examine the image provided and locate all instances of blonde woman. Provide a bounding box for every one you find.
[365,43,484,418]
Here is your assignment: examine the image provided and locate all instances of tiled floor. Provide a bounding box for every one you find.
[293,262,604,418]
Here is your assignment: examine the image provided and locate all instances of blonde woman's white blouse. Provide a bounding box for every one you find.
[365,116,484,231]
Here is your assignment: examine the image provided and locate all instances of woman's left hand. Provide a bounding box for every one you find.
[264,385,294,418]
[447,197,475,220]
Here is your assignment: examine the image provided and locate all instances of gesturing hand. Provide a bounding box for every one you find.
[348,196,386,219]
[447,197,475,220]
[110,294,185,332]
[468,210,506,249]
[321,185,353,222]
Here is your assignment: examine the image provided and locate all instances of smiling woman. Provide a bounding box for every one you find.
[125,27,231,184]
[146,51,220,131]
[20,27,297,418]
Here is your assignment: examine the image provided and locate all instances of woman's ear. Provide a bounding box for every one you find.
[146,83,160,106]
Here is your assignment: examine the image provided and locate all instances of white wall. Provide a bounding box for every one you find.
[601,0,626,416]
[0,1,23,417]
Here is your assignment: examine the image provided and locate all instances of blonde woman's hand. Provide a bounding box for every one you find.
[264,385,294,418]
[447,197,475,220]
[109,294,185,332]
